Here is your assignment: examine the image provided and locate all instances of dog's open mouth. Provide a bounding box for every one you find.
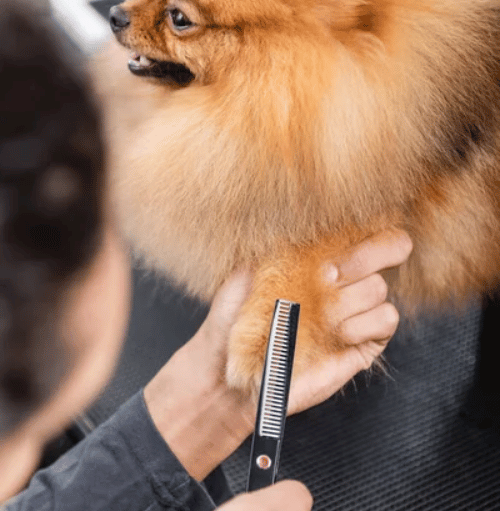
[128,53,195,86]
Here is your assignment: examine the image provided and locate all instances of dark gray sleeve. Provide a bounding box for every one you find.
[2,391,217,511]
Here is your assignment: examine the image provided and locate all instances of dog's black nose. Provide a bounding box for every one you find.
[109,6,130,33]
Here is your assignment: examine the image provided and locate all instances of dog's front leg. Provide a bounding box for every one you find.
[225,241,353,394]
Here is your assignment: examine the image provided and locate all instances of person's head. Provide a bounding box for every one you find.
[0,2,131,501]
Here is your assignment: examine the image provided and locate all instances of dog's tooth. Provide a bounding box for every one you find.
[139,55,151,66]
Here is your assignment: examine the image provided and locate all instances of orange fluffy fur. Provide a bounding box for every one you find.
[93,0,500,391]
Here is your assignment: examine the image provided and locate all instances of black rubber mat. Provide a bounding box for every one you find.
[223,305,500,510]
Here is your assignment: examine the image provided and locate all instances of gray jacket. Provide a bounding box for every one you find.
[3,392,225,511]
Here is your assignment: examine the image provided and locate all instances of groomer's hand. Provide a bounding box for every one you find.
[144,229,412,481]
[217,481,313,511]
[288,229,412,414]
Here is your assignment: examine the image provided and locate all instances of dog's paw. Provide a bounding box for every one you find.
[226,300,276,394]
[225,296,343,395]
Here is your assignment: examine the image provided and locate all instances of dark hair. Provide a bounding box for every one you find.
[0,2,105,435]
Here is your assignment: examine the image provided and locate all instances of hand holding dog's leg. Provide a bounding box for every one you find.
[144,230,411,481]
[226,230,413,393]
[288,230,412,414]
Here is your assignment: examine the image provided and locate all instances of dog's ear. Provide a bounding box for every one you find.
[312,0,375,33]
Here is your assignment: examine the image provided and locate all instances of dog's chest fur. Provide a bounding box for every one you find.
[96,0,500,309]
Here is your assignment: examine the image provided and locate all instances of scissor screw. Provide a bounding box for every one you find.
[256,455,272,470]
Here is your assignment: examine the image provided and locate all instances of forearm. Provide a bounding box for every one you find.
[144,329,256,482]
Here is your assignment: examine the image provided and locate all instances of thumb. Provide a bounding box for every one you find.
[207,269,253,339]
[217,480,313,511]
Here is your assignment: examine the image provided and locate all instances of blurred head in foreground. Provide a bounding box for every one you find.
[0,1,131,500]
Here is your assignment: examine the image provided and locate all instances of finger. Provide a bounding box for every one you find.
[288,338,391,415]
[336,229,412,286]
[218,480,313,511]
[332,273,388,321]
[341,303,400,345]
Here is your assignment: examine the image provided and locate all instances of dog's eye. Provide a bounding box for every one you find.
[168,8,193,31]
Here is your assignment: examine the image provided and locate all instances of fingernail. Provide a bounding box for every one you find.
[323,264,339,283]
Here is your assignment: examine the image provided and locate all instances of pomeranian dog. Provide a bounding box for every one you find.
[94,0,500,392]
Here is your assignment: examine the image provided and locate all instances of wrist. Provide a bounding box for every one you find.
[165,385,254,481]
[144,332,256,481]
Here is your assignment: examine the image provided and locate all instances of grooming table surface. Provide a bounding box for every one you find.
[86,270,500,510]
